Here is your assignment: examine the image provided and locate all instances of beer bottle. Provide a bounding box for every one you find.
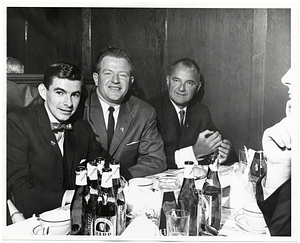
[94,164,117,236]
[177,161,198,236]
[70,165,90,235]
[201,152,222,231]
[110,159,127,235]
[95,156,105,185]
[87,160,101,235]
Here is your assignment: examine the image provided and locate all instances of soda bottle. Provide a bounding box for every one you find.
[201,152,222,231]
[94,164,117,236]
[177,161,198,236]
[110,159,127,235]
[87,160,101,235]
[70,165,90,235]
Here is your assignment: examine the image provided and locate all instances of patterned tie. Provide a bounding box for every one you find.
[50,122,72,132]
[107,106,115,149]
[179,110,185,130]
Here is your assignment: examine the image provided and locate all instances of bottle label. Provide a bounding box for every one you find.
[94,216,116,236]
[87,163,98,180]
[111,164,120,179]
[101,172,113,188]
[116,201,126,235]
[75,170,87,186]
[87,213,93,235]
[202,194,212,225]
[90,187,98,195]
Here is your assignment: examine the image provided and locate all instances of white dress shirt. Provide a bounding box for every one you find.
[98,98,120,130]
[168,100,199,168]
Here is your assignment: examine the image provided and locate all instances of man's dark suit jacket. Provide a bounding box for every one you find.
[148,92,237,169]
[256,176,291,236]
[7,104,111,218]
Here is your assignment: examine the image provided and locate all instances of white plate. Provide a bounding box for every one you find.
[235,214,267,234]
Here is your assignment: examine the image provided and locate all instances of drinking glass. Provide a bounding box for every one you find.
[239,149,247,173]
[166,209,190,236]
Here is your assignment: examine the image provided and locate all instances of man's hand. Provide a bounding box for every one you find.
[218,139,232,164]
[192,130,222,159]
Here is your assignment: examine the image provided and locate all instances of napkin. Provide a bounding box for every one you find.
[7,199,25,224]
[121,214,160,238]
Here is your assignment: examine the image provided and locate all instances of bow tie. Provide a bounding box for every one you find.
[50,122,73,131]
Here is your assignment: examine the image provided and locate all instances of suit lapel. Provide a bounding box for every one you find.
[109,101,133,156]
[37,105,63,160]
[163,95,181,132]
[89,91,109,150]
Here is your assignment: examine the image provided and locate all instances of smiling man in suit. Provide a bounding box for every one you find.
[83,47,167,178]
[148,58,237,169]
[7,62,111,219]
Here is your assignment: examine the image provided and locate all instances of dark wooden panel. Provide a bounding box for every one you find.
[91,8,166,100]
[21,8,83,73]
[82,8,92,75]
[7,8,27,69]
[264,9,291,130]
[249,9,267,150]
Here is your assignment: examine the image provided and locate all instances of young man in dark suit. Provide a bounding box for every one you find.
[148,58,237,169]
[7,62,111,219]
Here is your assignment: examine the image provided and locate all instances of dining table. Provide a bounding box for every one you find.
[3,162,271,240]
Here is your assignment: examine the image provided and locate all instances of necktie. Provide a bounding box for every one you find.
[50,122,72,132]
[107,106,115,149]
[179,110,185,130]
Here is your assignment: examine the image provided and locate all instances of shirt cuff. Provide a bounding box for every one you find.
[61,190,75,207]
[175,146,198,168]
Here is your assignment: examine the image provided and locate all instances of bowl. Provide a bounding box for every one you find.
[242,202,266,228]
[38,207,70,235]
[129,178,153,190]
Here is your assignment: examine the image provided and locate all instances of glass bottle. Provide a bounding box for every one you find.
[95,156,105,185]
[70,165,90,235]
[87,160,101,235]
[201,152,222,231]
[110,159,127,235]
[177,161,198,236]
[94,165,117,236]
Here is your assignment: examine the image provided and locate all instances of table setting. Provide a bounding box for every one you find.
[4,148,270,239]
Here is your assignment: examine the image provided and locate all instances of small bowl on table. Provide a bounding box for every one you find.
[242,202,266,228]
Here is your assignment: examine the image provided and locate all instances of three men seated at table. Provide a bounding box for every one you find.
[6,50,237,224]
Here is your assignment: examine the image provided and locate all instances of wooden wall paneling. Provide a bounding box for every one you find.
[249,9,268,151]
[263,9,291,131]
[7,8,27,70]
[24,8,83,73]
[167,8,255,152]
[82,8,92,75]
[91,8,166,100]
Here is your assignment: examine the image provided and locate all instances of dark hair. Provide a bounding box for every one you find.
[169,58,201,81]
[43,62,83,89]
[94,46,134,74]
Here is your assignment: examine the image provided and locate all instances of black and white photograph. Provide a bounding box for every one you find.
[2,0,299,242]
